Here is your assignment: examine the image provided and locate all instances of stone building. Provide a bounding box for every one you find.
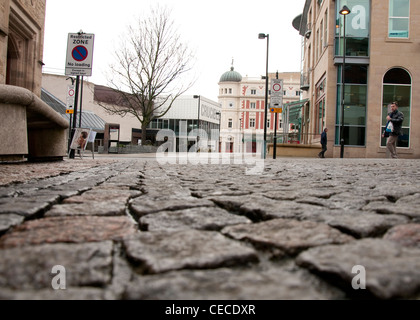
[0,0,46,94]
[218,67,301,154]
[293,0,420,158]
[0,0,68,162]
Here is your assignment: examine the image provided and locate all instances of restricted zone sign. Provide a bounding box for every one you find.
[65,33,95,76]
[270,79,284,107]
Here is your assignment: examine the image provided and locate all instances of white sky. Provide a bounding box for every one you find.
[43,0,306,101]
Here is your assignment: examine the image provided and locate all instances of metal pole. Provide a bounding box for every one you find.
[340,15,347,159]
[79,76,84,128]
[263,35,269,160]
[273,71,279,160]
[274,112,278,159]
[69,75,80,159]
[68,114,73,153]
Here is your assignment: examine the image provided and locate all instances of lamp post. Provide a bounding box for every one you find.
[339,5,350,159]
[216,111,221,152]
[258,33,269,160]
[193,95,201,129]
[193,95,201,148]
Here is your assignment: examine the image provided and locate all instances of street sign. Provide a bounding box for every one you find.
[270,108,283,113]
[65,33,95,76]
[66,85,75,114]
[271,79,284,108]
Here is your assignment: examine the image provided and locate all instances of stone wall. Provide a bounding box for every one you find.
[0,0,10,85]
[0,0,46,95]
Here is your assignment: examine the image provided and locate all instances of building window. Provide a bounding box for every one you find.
[335,65,368,146]
[381,68,411,148]
[229,88,232,94]
[316,78,326,135]
[324,9,328,47]
[250,119,256,128]
[335,0,370,57]
[296,91,301,96]
[228,119,233,128]
[267,119,270,129]
[389,0,410,38]
[250,102,256,109]
[319,21,323,56]
[316,28,320,61]
[251,89,257,95]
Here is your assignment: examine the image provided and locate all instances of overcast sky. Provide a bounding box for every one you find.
[43,0,306,101]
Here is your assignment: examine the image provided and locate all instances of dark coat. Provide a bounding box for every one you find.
[320,131,327,146]
[388,110,404,136]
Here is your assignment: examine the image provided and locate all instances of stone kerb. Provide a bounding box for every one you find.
[0,84,69,162]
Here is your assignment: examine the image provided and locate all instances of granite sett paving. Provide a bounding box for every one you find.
[0,156,420,300]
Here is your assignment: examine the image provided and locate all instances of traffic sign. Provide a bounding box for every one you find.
[65,33,95,76]
[271,79,284,97]
[72,46,88,62]
[66,85,75,114]
[271,79,284,108]
[270,108,283,113]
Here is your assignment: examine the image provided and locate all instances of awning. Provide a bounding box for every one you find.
[283,99,309,125]
[42,88,107,133]
[283,99,309,109]
[62,111,106,133]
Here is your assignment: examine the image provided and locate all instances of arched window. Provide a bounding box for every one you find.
[381,68,411,148]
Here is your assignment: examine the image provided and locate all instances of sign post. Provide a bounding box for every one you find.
[66,85,75,114]
[65,32,94,159]
[271,77,284,160]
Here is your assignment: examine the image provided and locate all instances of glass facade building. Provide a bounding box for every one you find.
[293,0,419,158]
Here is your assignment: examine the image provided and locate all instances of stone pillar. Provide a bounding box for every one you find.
[0,0,10,85]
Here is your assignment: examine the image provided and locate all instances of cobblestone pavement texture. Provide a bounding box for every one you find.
[0,156,420,300]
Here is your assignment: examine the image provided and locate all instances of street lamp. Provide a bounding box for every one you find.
[258,33,269,159]
[193,95,201,149]
[339,5,350,159]
[216,111,221,152]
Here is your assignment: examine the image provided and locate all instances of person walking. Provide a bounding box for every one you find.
[318,128,328,158]
[382,101,404,159]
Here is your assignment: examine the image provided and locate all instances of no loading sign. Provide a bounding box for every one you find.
[72,46,88,62]
[65,33,95,76]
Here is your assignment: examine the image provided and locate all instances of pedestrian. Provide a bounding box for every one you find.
[318,128,328,158]
[382,101,404,159]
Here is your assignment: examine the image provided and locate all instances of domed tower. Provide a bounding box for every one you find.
[218,64,243,153]
[219,66,243,83]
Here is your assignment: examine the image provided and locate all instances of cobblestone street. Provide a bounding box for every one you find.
[0,156,419,300]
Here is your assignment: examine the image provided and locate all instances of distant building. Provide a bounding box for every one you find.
[42,73,141,148]
[42,74,221,152]
[149,95,221,152]
[293,0,420,158]
[218,67,301,153]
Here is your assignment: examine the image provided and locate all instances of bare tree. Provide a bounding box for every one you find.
[99,5,195,145]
